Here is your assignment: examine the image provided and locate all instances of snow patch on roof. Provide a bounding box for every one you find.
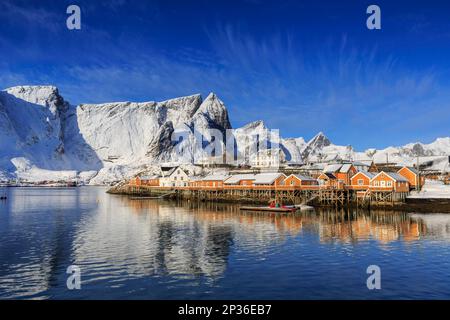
[290,174,316,181]
[202,174,230,181]
[224,174,256,184]
[253,173,285,184]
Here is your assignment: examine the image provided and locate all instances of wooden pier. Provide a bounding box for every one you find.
[111,184,410,208]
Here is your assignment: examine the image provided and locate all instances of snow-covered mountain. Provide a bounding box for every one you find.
[0,85,449,184]
[0,86,231,184]
[298,132,450,173]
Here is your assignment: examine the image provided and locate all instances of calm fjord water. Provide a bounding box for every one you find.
[0,187,450,300]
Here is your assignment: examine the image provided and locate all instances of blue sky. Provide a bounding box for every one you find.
[1,0,450,149]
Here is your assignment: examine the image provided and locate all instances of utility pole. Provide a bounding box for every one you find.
[416,155,421,192]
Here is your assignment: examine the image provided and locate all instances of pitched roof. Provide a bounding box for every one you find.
[353,170,375,180]
[387,172,409,182]
[139,175,160,180]
[352,161,371,167]
[319,172,337,179]
[253,173,286,184]
[324,164,342,173]
[372,171,409,182]
[162,167,188,177]
[402,166,419,175]
[300,163,326,170]
[339,163,353,173]
[202,174,230,181]
[161,167,177,177]
[290,174,316,181]
[224,174,256,184]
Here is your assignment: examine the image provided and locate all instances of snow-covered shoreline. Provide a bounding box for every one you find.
[408,180,450,199]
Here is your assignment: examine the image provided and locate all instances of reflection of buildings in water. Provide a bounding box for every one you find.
[74,195,434,285]
[121,196,429,247]
[400,221,422,242]
[125,197,305,239]
[103,197,307,276]
[314,210,425,244]
[186,200,305,239]
[410,214,450,241]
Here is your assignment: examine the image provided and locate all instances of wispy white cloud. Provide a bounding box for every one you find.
[0,0,61,33]
[0,11,448,148]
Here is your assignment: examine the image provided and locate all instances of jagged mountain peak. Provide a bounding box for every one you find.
[200,92,224,107]
[2,85,69,117]
[161,93,202,110]
[241,120,267,131]
[194,92,231,130]
[205,92,218,100]
[1,85,449,184]
[307,132,331,147]
[299,132,332,160]
[5,85,59,93]
[4,85,60,104]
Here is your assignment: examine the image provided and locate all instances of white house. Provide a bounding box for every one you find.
[159,167,190,187]
[250,149,286,169]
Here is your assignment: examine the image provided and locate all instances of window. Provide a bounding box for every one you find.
[387,181,392,187]
[181,177,183,181]
[380,181,385,187]
[291,180,295,186]
[174,177,177,181]
[358,179,364,186]
[373,181,379,186]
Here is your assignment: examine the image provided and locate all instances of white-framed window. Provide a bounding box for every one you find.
[380,181,386,187]
[387,181,392,187]
[358,179,364,186]
[291,180,295,186]
[373,181,379,186]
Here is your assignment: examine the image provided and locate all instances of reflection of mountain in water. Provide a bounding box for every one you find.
[72,198,237,281]
[1,187,444,299]
[0,188,95,298]
[72,196,435,285]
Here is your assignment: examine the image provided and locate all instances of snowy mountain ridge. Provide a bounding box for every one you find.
[0,86,448,184]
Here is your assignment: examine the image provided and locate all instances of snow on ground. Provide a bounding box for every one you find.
[408,180,450,199]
